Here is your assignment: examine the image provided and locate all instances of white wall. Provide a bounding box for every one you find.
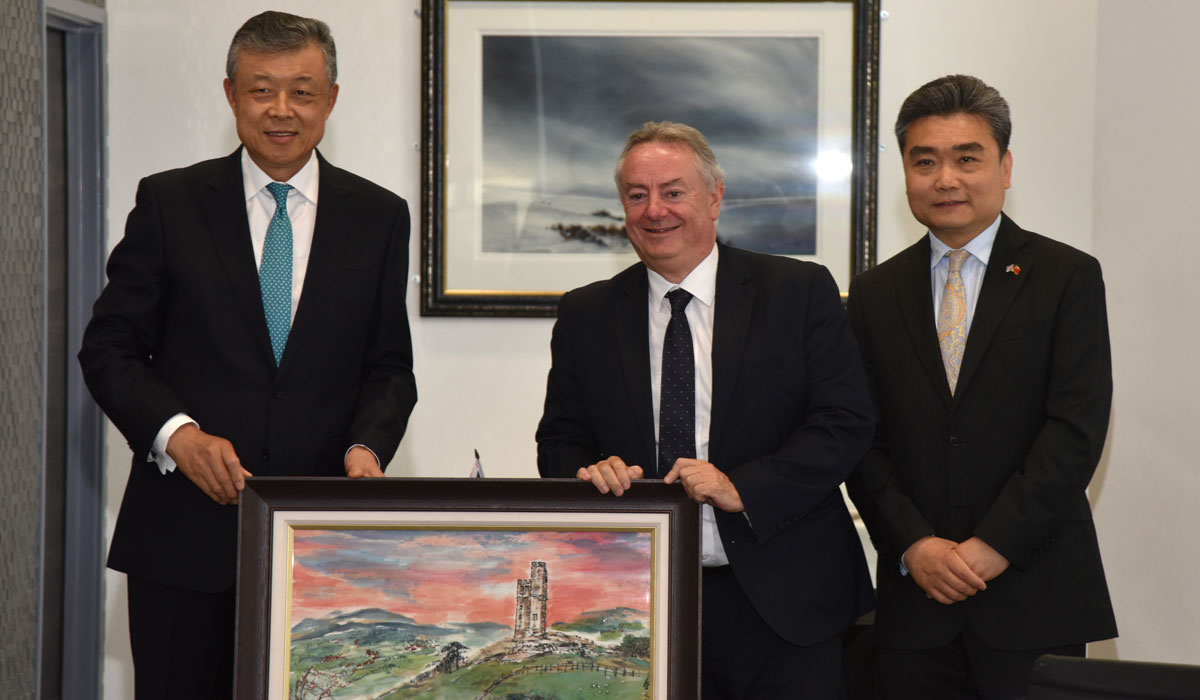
[1089,0,1200,666]
[876,0,1099,258]
[101,0,1198,695]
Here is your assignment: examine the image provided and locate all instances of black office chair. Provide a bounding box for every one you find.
[1030,653,1200,700]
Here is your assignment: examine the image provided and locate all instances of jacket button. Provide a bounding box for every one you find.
[272,390,285,399]
[261,447,270,459]
[949,435,962,447]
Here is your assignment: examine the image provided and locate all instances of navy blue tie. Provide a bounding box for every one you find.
[658,288,695,475]
[261,182,293,365]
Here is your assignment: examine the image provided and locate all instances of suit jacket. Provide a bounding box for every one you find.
[79,149,417,593]
[536,243,875,646]
[846,214,1117,651]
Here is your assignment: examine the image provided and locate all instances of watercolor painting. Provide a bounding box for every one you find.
[286,528,655,700]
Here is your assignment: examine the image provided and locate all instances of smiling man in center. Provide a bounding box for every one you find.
[536,121,876,698]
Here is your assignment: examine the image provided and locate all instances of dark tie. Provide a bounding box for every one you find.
[261,182,293,365]
[658,288,695,475]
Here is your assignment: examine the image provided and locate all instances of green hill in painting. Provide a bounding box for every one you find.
[290,609,651,700]
[378,631,650,700]
[289,609,511,699]
[550,607,649,642]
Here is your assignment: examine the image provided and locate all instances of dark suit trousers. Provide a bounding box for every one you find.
[702,566,844,699]
[876,627,1084,700]
[127,576,236,700]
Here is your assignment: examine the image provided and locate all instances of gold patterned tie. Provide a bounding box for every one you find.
[937,250,970,395]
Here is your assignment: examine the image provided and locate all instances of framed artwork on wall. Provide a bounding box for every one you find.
[233,477,700,699]
[420,0,880,316]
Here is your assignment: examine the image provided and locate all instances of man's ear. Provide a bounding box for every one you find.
[325,82,339,117]
[709,181,725,220]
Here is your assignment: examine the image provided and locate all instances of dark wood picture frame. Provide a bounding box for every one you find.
[234,477,701,699]
[420,0,880,316]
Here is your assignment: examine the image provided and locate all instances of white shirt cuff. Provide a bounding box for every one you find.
[149,413,197,475]
[699,504,731,567]
[345,444,380,470]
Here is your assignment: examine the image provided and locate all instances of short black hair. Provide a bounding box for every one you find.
[895,74,1011,154]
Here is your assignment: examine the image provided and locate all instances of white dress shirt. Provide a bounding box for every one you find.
[928,213,1002,334]
[646,245,731,566]
[148,151,320,473]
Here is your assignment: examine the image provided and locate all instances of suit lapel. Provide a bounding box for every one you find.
[201,149,276,367]
[278,153,353,376]
[954,215,1032,402]
[895,237,953,408]
[709,245,754,461]
[613,267,657,471]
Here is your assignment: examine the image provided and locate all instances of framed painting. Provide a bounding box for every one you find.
[234,477,701,699]
[420,0,880,316]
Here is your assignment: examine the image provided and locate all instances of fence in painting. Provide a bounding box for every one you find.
[524,660,646,678]
[475,660,649,699]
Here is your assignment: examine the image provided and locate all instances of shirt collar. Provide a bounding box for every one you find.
[928,213,1002,269]
[647,244,719,309]
[241,148,320,205]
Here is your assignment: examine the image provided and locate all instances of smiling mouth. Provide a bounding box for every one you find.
[642,224,680,233]
[266,130,297,138]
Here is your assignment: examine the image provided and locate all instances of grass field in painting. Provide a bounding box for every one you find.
[379,652,650,700]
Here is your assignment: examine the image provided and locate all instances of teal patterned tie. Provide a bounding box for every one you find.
[937,250,970,395]
[261,182,293,365]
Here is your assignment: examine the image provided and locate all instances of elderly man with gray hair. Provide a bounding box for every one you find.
[79,11,416,697]
[537,121,875,698]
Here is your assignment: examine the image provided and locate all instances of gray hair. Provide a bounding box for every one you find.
[226,11,337,85]
[614,121,725,193]
[895,74,1011,154]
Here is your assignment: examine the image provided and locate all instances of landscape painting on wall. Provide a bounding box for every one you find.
[286,527,655,700]
[422,0,876,315]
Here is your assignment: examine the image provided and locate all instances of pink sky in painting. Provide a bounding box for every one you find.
[290,529,652,627]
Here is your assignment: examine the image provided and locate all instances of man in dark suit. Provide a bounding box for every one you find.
[78,11,416,699]
[536,121,875,698]
[846,75,1116,699]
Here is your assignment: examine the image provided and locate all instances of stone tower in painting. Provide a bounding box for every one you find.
[513,561,549,639]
